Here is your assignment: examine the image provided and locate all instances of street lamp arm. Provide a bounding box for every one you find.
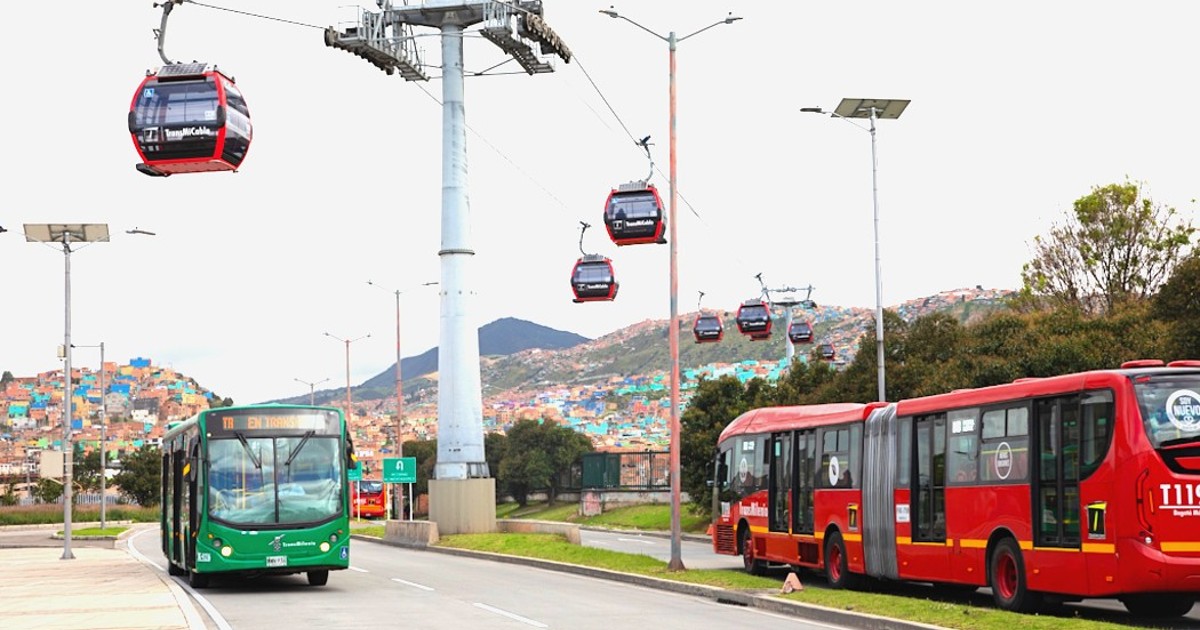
[598,8,667,42]
[678,14,742,43]
[801,106,869,132]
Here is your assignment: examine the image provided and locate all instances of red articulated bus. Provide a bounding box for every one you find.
[353,480,386,519]
[711,360,1200,618]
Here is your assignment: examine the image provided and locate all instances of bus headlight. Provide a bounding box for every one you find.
[221,546,233,557]
[212,538,223,549]
[329,533,339,543]
[319,542,331,553]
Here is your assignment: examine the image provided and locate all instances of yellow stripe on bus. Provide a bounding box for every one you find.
[1081,543,1116,554]
[843,533,862,542]
[1161,542,1200,553]
[960,539,988,549]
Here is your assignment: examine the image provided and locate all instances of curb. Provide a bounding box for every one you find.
[576,525,711,544]
[352,534,943,630]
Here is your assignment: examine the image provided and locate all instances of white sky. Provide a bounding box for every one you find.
[2,1,1197,405]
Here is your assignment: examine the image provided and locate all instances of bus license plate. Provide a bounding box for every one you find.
[266,556,288,567]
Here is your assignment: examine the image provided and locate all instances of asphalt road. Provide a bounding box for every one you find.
[126,527,850,630]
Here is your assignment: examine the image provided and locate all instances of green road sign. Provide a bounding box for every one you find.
[348,462,362,481]
[383,457,417,483]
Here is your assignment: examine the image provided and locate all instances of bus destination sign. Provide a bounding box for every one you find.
[209,410,338,435]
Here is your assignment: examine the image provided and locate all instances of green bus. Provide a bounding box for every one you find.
[161,404,355,588]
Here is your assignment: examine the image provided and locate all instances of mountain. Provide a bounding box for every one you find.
[277,317,590,404]
[281,288,1012,405]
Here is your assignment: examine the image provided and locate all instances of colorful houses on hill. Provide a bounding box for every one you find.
[0,359,213,477]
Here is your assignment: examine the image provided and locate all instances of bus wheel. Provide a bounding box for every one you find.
[307,570,330,587]
[989,538,1040,612]
[167,561,186,577]
[188,570,210,589]
[1120,594,1195,618]
[740,527,765,575]
[824,531,856,589]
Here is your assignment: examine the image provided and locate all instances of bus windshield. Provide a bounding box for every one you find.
[1134,373,1200,448]
[208,434,344,525]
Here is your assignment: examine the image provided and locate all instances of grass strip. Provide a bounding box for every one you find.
[434,532,1167,630]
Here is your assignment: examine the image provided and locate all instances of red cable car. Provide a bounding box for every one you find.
[128,62,253,177]
[693,314,724,343]
[788,320,814,344]
[571,254,619,303]
[818,343,836,361]
[603,182,666,246]
[735,299,772,338]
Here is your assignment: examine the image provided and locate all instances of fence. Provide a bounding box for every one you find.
[581,451,669,489]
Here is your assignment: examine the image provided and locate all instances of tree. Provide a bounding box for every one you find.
[0,371,13,387]
[484,431,508,500]
[1021,180,1194,314]
[112,445,160,506]
[498,419,592,506]
[34,478,63,504]
[680,375,754,517]
[73,446,102,493]
[402,439,437,497]
[208,395,234,409]
[1152,252,1200,360]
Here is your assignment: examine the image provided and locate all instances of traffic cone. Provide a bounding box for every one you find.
[781,572,804,594]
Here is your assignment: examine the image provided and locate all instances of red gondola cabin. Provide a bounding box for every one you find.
[571,254,618,303]
[128,62,252,177]
[693,314,724,343]
[603,183,666,246]
[735,299,772,339]
[788,320,814,344]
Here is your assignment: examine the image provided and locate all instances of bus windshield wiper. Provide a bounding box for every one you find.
[234,431,263,469]
[285,431,316,467]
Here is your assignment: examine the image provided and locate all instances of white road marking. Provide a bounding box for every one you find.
[129,527,233,630]
[348,566,369,572]
[617,537,656,545]
[391,577,435,591]
[474,602,548,628]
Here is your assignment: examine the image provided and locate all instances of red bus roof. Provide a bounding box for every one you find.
[719,402,886,443]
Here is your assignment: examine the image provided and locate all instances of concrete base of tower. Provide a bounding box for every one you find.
[429,478,497,534]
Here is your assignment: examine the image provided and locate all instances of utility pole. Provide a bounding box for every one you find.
[326,0,569,534]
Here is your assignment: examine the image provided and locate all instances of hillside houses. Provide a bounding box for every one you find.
[0,358,213,477]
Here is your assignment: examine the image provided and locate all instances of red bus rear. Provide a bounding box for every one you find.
[712,361,1200,619]
[353,480,386,519]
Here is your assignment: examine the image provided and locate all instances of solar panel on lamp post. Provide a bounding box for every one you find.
[800,99,909,403]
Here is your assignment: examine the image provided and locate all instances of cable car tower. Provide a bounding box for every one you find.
[756,274,817,367]
[324,0,570,535]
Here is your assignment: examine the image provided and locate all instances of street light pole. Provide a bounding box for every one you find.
[600,8,741,572]
[367,280,436,520]
[24,223,111,560]
[801,99,909,402]
[73,342,107,529]
[294,377,330,406]
[323,333,370,426]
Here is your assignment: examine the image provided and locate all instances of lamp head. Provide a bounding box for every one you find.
[599,7,618,18]
[800,107,825,114]
[724,13,742,24]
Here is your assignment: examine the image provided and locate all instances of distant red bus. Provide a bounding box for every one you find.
[353,480,386,519]
[712,360,1200,618]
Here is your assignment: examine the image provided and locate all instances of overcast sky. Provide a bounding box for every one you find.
[2,1,1197,405]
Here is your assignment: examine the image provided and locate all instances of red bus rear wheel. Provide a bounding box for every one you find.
[824,531,856,589]
[989,538,1040,612]
[740,526,765,575]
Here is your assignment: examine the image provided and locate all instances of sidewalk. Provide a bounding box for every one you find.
[0,529,206,630]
